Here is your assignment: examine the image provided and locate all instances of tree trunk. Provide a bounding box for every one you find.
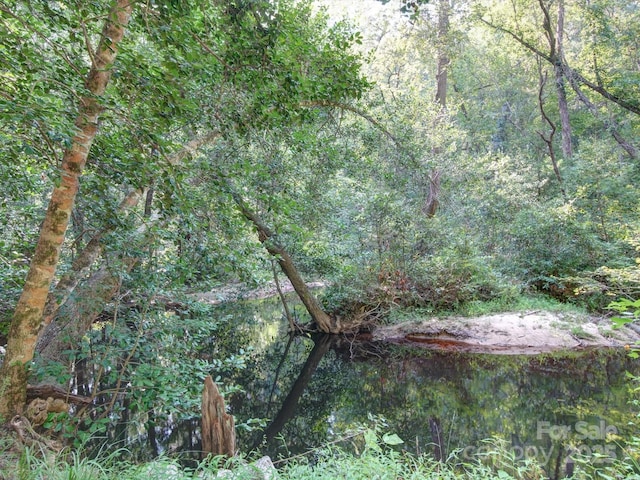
[40,188,143,329]
[538,0,572,159]
[0,0,133,420]
[231,191,341,334]
[435,0,450,109]
[552,0,572,159]
[428,0,449,219]
[201,375,236,458]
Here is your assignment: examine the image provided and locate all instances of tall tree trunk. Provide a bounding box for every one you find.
[40,188,143,330]
[553,0,572,159]
[435,0,450,109]
[425,0,450,219]
[0,1,133,420]
[539,0,572,159]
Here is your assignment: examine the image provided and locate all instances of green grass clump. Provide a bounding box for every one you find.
[458,293,590,318]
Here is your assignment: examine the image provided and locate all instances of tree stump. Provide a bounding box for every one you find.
[201,375,236,458]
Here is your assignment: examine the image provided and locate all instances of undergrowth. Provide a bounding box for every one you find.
[9,426,640,480]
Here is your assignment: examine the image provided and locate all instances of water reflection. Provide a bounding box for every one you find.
[104,295,639,472]
[237,336,636,463]
[226,297,639,469]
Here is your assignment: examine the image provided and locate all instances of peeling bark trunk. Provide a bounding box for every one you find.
[0,1,133,419]
[40,188,143,330]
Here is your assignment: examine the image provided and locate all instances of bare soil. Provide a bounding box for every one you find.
[371,310,640,354]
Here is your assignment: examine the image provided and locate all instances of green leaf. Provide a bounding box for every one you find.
[612,315,635,329]
[364,428,381,452]
[382,433,404,445]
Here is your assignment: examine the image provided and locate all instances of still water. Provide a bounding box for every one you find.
[120,296,640,469]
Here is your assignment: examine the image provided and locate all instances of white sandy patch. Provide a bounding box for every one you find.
[372,311,640,354]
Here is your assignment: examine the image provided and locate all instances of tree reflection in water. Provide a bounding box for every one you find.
[104,296,640,472]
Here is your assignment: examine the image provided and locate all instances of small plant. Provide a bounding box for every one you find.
[610,298,640,328]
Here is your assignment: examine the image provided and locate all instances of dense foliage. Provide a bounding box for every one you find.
[1,0,639,329]
[1,0,640,476]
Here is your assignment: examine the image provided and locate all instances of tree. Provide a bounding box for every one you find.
[0,0,133,420]
[476,0,640,117]
[1,0,373,420]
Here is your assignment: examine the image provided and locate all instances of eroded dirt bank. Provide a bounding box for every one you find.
[370,311,640,354]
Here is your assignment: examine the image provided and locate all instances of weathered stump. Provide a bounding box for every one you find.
[201,375,236,458]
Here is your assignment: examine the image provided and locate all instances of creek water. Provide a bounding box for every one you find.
[111,296,640,471]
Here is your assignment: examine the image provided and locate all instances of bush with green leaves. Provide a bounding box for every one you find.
[506,206,613,281]
[30,299,248,450]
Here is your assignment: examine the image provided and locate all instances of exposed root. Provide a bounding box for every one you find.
[10,415,63,453]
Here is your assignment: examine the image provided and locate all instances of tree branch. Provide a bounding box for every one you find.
[299,100,402,147]
[478,16,640,116]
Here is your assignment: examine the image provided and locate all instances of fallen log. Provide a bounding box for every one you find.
[26,384,92,405]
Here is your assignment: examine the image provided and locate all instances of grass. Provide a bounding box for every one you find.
[7,429,640,480]
[458,293,590,318]
[570,325,597,340]
[386,293,590,326]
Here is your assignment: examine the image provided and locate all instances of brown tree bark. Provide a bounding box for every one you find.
[427,0,449,219]
[201,375,236,458]
[36,131,224,363]
[540,0,572,159]
[40,188,144,329]
[0,0,133,420]
[230,190,340,334]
